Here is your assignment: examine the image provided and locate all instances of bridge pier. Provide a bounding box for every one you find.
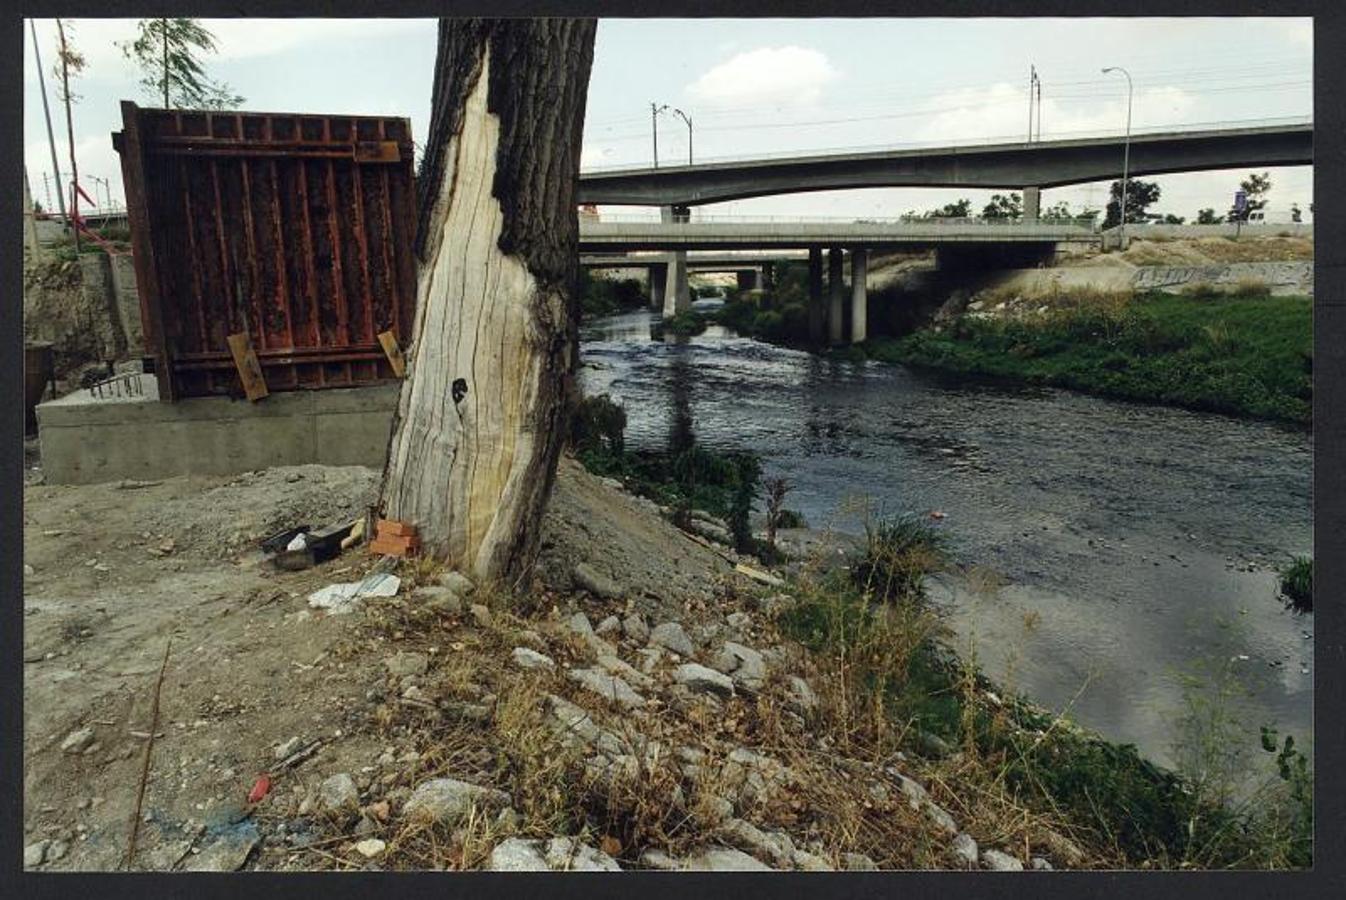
[735,269,764,292]
[648,260,668,309]
[850,248,868,344]
[663,253,690,318]
[808,248,824,344]
[1023,186,1041,222]
[828,248,845,345]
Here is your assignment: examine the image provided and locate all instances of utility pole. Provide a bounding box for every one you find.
[30,20,68,229]
[41,172,53,212]
[1027,65,1037,142]
[650,102,668,168]
[1035,70,1043,140]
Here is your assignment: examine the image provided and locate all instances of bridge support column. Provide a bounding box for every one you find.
[828,248,845,345]
[1023,186,1041,222]
[736,270,757,292]
[662,252,690,318]
[808,248,824,344]
[849,248,868,344]
[648,261,668,309]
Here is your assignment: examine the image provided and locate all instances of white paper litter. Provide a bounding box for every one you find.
[286,533,309,551]
[308,573,401,614]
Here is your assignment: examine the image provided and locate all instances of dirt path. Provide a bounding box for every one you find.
[22,458,738,870]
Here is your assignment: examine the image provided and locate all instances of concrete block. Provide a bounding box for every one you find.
[36,376,400,484]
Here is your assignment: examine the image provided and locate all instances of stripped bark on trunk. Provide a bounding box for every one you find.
[381,18,597,584]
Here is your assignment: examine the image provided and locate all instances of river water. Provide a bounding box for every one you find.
[579,309,1313,774]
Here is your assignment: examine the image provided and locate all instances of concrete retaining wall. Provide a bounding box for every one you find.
[37,376,399,484]
[1132,260,1313,295]
[1101,223,1313,248]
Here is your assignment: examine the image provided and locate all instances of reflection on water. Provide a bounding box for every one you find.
[580,309,1313,772]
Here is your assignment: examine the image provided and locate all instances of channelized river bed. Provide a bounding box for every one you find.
[580,309,1313,774]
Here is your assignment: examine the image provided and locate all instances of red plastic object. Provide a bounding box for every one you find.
[247,774,272,804]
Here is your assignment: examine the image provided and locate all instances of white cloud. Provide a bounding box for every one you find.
[685,46,840,109]
[908,82,1199,145]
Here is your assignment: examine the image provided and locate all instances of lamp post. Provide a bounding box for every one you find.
[650,102,668,168]
[1102,66,1133,249]
[671,107,693,165]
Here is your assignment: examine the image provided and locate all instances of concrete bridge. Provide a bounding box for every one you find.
[576,119,1313,216]
[577,216,1097,334]
[582,250,808,295]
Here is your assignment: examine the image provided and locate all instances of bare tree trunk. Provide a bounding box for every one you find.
[380,18,597,584]
[56,18,79,253]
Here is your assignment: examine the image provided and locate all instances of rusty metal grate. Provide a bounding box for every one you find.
[114,102,418,400]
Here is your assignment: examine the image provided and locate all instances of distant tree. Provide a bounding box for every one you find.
[33,201,44,214]
[1196,208,1221,225]
[1290,203,1303,223]
[925,198,972,218]
[1042,200,1073,221]
[1227,171,1271,222]
[1161,214,1186,224]
[1103,178,1161,228]
[119,18,244,110]
[981,192,1023,220]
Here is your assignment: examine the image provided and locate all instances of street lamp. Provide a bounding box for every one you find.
[670,107,693,165]
[1102,66,1133,248]
[650,102,669,168]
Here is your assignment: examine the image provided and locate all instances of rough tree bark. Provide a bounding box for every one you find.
[380,18,597,584]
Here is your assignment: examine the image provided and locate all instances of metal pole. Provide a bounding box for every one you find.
[30,20,68,228]
[1028,65,1035,142]
[162,18,170,108]
[650,102,665,169]
[673,108,692,165]
[1103,66,1133,249]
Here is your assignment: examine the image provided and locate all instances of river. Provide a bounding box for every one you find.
[579,308,1313,776]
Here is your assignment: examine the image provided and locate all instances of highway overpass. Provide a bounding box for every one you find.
[576,119,1312,209]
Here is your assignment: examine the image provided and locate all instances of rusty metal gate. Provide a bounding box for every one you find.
[113,101,418,400]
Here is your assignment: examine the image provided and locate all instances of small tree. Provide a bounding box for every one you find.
[1042,200,1073,221]
[1196,208,1221,225]
[1290,203,1302,223]
[119,18,244,110]
[1103,178,1161,229]
[763,477,791,550]
[981,192,1022,220]
[1227,171,1271,222]
[1161,214,1186,224]
[925,198,972,219]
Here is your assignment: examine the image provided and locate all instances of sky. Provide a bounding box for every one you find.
[23,17,1313,222]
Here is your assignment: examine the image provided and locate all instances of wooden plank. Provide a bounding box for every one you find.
[115,101,175,402]
[376,329,407,377]
[226,332,269,401]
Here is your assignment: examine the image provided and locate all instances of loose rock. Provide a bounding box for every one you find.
[511,647,556,672]
[24,840,50,867]
[413,586,462,614]
[573,563,621,600]
[981,848,1024,871]
[649,622,695,657]
[403,778,510,826]
[438,571,476,596]
[683,847,775,871]
[384,652,428,678]
[61,727,95,754]
[622,613,650,642]
[469,603,492,628]
[949,833,979,868]
[595,615,622,636]
[786,676,818,714]
[356,838,386,858]
[316,773,360,813]
[674,663,735,697]
[568,667,646,709]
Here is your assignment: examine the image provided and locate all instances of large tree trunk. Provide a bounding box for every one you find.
[380,18,597,585]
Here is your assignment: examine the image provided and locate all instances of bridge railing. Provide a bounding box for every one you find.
[584,213,1101,231]
[579,114,1312,174]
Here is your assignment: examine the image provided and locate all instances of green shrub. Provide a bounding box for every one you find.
[853,514,946,603]
[570,393,626,455]
[1279,556,1312,612]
